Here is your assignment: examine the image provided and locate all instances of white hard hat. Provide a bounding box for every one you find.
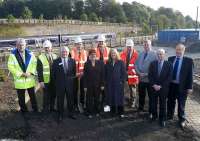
[126,39,134,47]
[16,38,26,46]
[43,40,52,48]
[74,37,82,44]
[97,34,106,42]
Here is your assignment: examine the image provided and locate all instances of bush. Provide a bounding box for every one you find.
[6,14,15,23]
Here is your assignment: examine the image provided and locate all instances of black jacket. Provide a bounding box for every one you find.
[148,60,173,95]
[83,60,104,88]
[168,56,194,92]
[51,57,76,94]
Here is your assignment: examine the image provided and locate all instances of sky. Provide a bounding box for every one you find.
[116,0,200,21]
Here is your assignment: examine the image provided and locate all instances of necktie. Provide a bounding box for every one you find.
[47,54,53,66]
[100,49,104,61]
[158,61,162,76]
[143,52,148,60]
[173,58,180,80]
[64,58,68,73]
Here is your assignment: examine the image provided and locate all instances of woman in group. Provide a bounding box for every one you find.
[105,49,126,118]
[83,49,105,118]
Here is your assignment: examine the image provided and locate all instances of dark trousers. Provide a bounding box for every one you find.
[151,90,167,121]
[42,83,52,112]
[111,106,124,115]
[138,82,152,113]
[100,89,105,111]
[74,77,84,107]
[167,83,187,122]
[57,89,74,117]
[86,86,100,114]
[16,87,38,112]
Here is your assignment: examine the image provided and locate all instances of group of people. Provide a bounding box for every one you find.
[7,34,193,128]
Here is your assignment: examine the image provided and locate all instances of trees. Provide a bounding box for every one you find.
[0,0,198,33]
[74,0,84,19]
[22,6,32,19]
[80,13,88,21]
[89,12,99,22]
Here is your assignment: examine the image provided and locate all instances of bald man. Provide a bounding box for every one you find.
[148,49,172,127]
[51,46,76,122]
[167,43,194,128]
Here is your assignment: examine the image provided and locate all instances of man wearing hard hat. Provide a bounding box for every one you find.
[95,34,110,64]
[70,37,87,112]
[7,38,38,113]
[95,34,109,111]
[37,40,57,112]
[121,39,139,108]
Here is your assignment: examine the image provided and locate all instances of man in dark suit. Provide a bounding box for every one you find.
[167,43,194,128]
[148,49,172,127]
[51,46,76,122]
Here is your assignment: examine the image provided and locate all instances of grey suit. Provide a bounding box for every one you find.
[135,50,157,112]
[135,51,157,82]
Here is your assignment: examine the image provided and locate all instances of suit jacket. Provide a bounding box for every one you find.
[168,56,194,93]
[83,60,104,88]
[51,57,76,94]
[135,50,157,82]
[148,60,172,95]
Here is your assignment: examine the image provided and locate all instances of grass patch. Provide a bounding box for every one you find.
[0,24,26,38]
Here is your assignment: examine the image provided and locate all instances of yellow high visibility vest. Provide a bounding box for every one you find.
[38,53,57,83]
[7,49,37,89]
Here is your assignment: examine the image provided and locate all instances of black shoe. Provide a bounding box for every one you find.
[68,115,77,120]
[160,121,166,127]
[50,109,57,112]
[167,116,173,121]
[137,108,144,113]
[57,115,63,123]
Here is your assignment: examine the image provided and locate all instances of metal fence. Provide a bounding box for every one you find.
[0,19,134,27]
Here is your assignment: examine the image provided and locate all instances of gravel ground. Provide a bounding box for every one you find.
[0,80,200,141]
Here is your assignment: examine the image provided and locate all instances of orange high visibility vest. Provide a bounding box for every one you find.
[120,48,139,85]
[95,46,109,64]
[71,48,87,77]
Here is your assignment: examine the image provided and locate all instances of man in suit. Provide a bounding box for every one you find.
[148,49,172,127]
[135,40,157,117]
[51,46,76,122]
[167,43,194,128]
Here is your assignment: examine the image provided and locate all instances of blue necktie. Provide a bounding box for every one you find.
[143,52,147,60]
[173,58,180,80]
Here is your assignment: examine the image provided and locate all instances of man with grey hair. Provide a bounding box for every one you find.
[51,46,76,122]
[148,48,172,127]
[167,43,194,128]
[135,40,157,118]
[7,38,38,114]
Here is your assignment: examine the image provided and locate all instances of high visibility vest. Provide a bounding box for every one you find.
[95,46,110,64]
[120,49,139,85]
[7,49,37,89]
[38,53,57,83]
[71,48,87,76]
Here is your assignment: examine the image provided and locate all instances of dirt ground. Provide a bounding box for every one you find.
[0,79,200,141]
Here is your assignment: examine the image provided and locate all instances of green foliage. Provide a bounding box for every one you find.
[22,6,32,19]
[0,0,198,34]
[6,14,15,23]
[89,12,99,22]
[80,13,88,21]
